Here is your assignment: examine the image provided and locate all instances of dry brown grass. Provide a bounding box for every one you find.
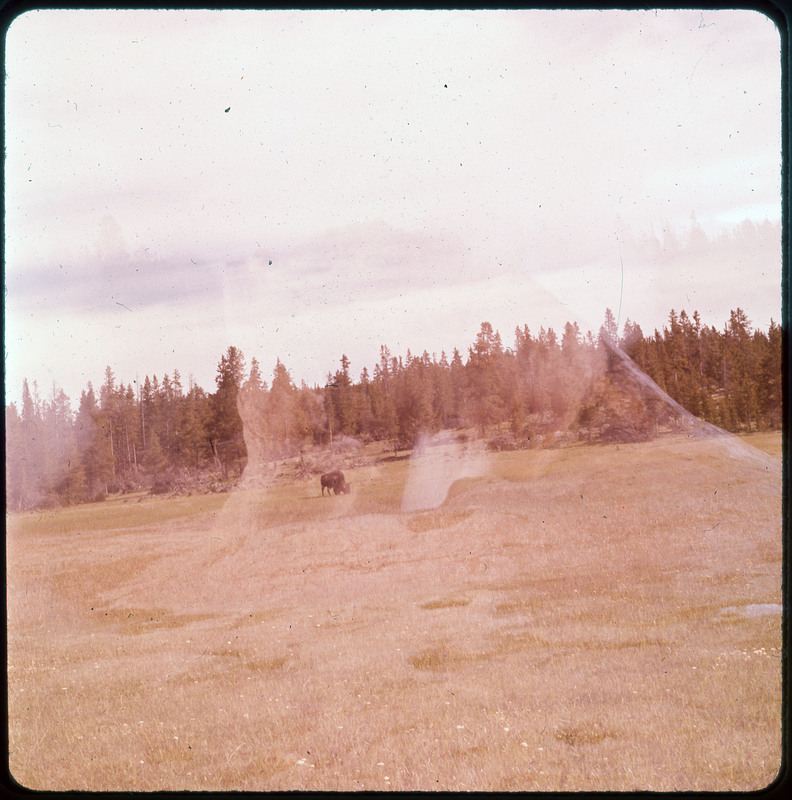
[6,432,783,791]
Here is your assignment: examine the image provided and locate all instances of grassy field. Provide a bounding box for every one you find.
[6,431,784,791]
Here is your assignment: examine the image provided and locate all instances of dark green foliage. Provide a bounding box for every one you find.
[210,346,247,473]
[6,308,782,510]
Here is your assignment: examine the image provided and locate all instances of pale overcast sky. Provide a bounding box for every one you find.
[4,8,782,405]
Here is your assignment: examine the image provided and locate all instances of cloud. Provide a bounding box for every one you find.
[6,9,780,268]
[4,208,781,407]
[534,217,782,336]
[4,9,782,405]
[7,247,225,316]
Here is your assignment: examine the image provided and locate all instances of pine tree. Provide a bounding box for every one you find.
[210,346,247,472]
[143,430,168,475]
[76,385,115,499]
[394,352,435,447]
[139,375,153,451]
[245,357,266,392]
[178,381,211,468]
[466,322,506,434]
[355,366,377,439]
[6,306,782,510]
[723,308,757,431]
[98,366,120,480]
[55,455,88,505]
[371,345,398,444]
[260,359,309,463]
[756,319,782,427]
[120,384,139,473]
[331,354,357,436]
[599,308,619,349]
[5,402,27,509]
[297,382,327,445]
[41,384,76,494]
[432,351,457,429]
[17,379,45,505]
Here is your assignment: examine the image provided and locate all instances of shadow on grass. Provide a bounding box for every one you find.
[378,453,414,464]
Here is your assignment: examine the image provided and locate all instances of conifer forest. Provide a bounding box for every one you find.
[5,307,782,510]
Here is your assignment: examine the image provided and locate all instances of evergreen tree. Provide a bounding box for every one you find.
[42,384,76,493]
[99,366,120,479]
[119,384,139,473]
[55,454,88,505]
[723,308,757,431]
[5,402,27,510]
[269,359,308,458]
[18,379,45,504]
[245,357,266,392]
[756,319,782,427]
[6,306,782,509]
[143,430,168,475]
[332,354,357,435]
[432,351,458,429]
[394,349,436,445]
[75,384,115,498]
[466,322,506,434]
[177,380,212,468]
[371,345,398,444]
[297,382,327,445]
[599,308,619,349]
[620,319,645,365]
[139,375,154,451]
[355,366,377,439]
[210,346,247,472]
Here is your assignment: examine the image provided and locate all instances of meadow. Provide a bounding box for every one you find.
[6,432,784,791]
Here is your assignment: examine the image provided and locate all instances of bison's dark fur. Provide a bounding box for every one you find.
[320,470,351,496]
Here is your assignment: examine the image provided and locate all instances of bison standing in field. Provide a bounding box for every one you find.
[320,470,351,496]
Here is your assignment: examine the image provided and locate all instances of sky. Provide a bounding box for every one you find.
[4,8,783,406]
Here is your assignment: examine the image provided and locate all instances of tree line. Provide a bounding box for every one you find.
[5,307,781,510]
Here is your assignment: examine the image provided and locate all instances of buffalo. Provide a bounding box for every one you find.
[320,469,351,496]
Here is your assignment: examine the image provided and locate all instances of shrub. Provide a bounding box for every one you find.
[486,432,532,452]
